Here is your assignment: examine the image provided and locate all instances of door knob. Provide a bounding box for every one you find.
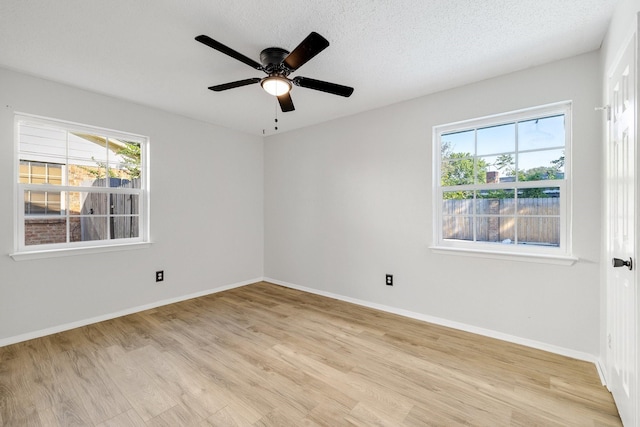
[612,257,633,270]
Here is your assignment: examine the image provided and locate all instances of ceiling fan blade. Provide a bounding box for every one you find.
[277,92,295,112]
[292,76,354,97]
[283,32,330,71]
[208,78,261,91]
[196,35,263,71]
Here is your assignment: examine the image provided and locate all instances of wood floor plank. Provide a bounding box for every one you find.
[201,406,254,427]
[0,281,622,426]
[95,345,178,422]
[59,347,132,424]
[96,409,146,427]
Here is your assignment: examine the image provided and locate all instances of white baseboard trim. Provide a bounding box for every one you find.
[595,359,609,387]
[264,277,603,374]
[0,277,261,348]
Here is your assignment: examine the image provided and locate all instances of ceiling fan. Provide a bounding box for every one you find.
[195,32,354,112]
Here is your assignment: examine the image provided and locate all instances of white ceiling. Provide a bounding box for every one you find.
[0,0,619,136]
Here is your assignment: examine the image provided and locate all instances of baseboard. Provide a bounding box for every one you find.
[0,277,262,348]
[595,358,609,387]
[264,277,602,370]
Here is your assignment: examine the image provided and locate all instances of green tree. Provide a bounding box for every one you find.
[441,141,487,199]
[118,142,141,179]
[519,166,559,182]
[550,153,565,170]
[88,141,141,180]
[517,151,564,197]
[494,153,515,176]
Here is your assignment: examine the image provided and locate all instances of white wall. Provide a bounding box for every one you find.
[602,0,640,68]
[0,68,264,343]
[265,51,602,356]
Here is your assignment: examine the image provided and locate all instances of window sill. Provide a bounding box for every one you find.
[10,242,152,261]
[429,246,578,266]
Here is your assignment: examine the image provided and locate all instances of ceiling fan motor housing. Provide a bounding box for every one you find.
[260,47,291,73]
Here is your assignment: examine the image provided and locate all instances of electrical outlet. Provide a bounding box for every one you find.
[386,274,393,286]
[156,271,164,282]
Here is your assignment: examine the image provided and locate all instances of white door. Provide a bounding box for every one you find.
[607,28,638,427]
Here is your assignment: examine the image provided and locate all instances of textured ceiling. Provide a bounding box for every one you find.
[0,0,619,136]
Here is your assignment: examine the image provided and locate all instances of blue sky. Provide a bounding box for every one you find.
[443,114,565,175]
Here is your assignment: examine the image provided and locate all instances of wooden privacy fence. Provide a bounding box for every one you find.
[442,197,560,245]
[80,178,140,241]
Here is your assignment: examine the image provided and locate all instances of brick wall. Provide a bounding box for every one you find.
[25,217,82,246]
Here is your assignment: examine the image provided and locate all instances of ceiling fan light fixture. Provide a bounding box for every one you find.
[261,76,291,96]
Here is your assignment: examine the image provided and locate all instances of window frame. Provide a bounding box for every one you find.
[12,113,150,260]
[431,101,576,264]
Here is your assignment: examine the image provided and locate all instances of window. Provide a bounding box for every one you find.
[432,102,572,261]
[14,114,149,256]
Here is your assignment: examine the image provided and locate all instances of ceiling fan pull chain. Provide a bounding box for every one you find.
[274,98,279,131]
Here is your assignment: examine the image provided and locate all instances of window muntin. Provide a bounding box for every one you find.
[15,115,148,252]
[434,102,571,256]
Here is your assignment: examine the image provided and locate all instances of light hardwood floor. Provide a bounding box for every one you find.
[0,282,621,426]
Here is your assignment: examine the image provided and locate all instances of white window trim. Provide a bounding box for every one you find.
[431,101,576,265]
[10,242,152,261]
[11,113,151,260]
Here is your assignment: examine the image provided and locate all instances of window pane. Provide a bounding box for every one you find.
[19,124,66,163]
[518,115,565,151]
[112,216,139,239]
[31,163,47,183]
[68,132,108,163]
[479,154,517,183]
[108,170,141,189]
[442,216,472,241]
[110,193,139,215]
[476,217,515,244]
[46,192,62,215]
[517,187,560,208]
[517,217,560,247]
[491,153,516,182]
[517,149,564,180]
[442,191,473,214]
[441,159,478,186]
[25,191,62,216]
[109,140,141,186]
[477,123,515,156]
[25,218,67,246]
[128,177,141,190]
[442,190,473,241]
[442,130,475,156]
[48,164,63,185]
[106,170,140,189]
[26,191,45,214]
[69,192,109,215]
[19,162,30,183]
[476,189,515,215]
[72,216,108,242]
[68,161,106,187]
